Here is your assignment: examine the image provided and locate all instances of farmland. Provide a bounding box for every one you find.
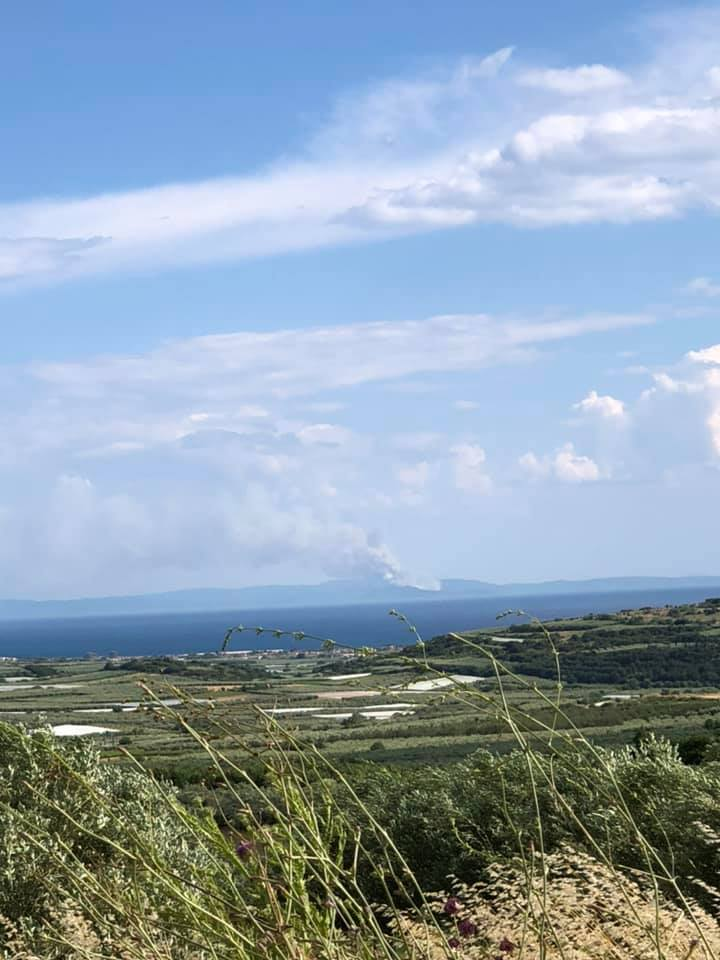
[3,598,720,781]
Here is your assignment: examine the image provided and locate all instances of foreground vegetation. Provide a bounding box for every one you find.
[3,600,720,956]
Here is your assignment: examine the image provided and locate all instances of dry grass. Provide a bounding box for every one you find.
[1,904,194,959]
[398,847,719,959]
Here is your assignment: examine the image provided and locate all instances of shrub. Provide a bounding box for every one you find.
[0,722,204,934]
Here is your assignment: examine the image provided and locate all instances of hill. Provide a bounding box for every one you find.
[2,574,720,620]
[412,596,720,685]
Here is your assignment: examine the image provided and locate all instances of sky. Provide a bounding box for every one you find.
[2,1,720,598]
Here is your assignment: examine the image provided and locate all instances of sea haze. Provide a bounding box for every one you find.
[0,587,718,659]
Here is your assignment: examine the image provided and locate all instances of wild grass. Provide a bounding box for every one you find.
[1,612,720,957]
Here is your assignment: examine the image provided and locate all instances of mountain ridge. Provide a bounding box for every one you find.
[1,575,720,621]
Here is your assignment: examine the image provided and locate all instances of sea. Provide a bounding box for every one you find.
[0,586,717,659]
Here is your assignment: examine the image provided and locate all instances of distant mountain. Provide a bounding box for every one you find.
[1,575,720,621]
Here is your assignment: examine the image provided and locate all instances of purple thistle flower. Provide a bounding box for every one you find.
[458,918,477,938]
[443,896,461,915]
[499,937,515,953]
[235,840,253,860]
[448,937,461,949]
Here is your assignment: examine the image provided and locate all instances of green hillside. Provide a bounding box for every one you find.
[413,597,720,685]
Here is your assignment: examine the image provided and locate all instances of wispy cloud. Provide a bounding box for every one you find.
[32,310,651,402]
[3,8,720,286]
[686,276,720,297]
[517,65,629,94]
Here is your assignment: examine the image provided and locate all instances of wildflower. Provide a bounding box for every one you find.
[443,897,461,915]
[235,840,253,860]
[448,937,460,949]
[499,937,514,953]
[458,919,477,938]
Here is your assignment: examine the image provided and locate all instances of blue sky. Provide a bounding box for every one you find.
[2,1,720,597]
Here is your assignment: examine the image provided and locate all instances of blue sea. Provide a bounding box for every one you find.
[0,587,717,659]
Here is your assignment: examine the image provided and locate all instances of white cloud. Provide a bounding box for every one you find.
[585,341,720,473]
[707,66,720,91]
[520,443,601,483]
[0,236,108,281]
[351,104,715,228]
[574,389,626,419]
[688,344,720,365]
[518,451,550,479]
[681,344,720,457]
[709,409,720,456]
[555,443,602,482]
[0,304,644,595]
[450,443,492,494]
[32,310,650,404]
[520,340,720,486]
[3,320,720,595]
[517,65,629,94]
[340,12,720,231]
[686,277,720,297]
[296,423,353,446]
[3,10,720,286]
[649,371,703,394]
[454,399,480,410]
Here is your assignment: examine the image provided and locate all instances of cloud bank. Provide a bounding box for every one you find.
[0,308,647,595]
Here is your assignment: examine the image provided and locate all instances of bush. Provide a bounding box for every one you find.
[346,735,720,909]
[0,722,206,934]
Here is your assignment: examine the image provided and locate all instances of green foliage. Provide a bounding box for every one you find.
[0,722,203,932]
[344,737,720,903]
[103,655,268,679]
[23,662,58,678]
[0,720,417,959]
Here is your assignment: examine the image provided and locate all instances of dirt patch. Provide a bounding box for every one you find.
[674,691,720,699]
